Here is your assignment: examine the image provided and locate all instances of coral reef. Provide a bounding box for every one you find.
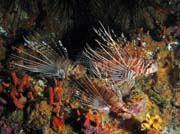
[0,27,180,134]
[0,1,179,134]
[27,100,52,130]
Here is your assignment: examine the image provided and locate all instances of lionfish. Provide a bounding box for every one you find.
[11,36,76,79]
[84,23,158,96]
[73,75,132,119]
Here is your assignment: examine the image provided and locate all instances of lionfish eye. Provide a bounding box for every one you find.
[147,63,152,68]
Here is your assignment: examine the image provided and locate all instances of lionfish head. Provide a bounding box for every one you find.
[92,98,111,113]
[145,60,158,75]
[55,69,66,79]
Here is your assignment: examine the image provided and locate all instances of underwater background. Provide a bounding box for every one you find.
[0,0,179,134]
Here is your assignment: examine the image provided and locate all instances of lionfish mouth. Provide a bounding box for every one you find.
[129,99,146,114]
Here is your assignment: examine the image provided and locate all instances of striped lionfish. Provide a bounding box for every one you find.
[73,75,132,119]
[84,23,158,97]
[11,36,76,79]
